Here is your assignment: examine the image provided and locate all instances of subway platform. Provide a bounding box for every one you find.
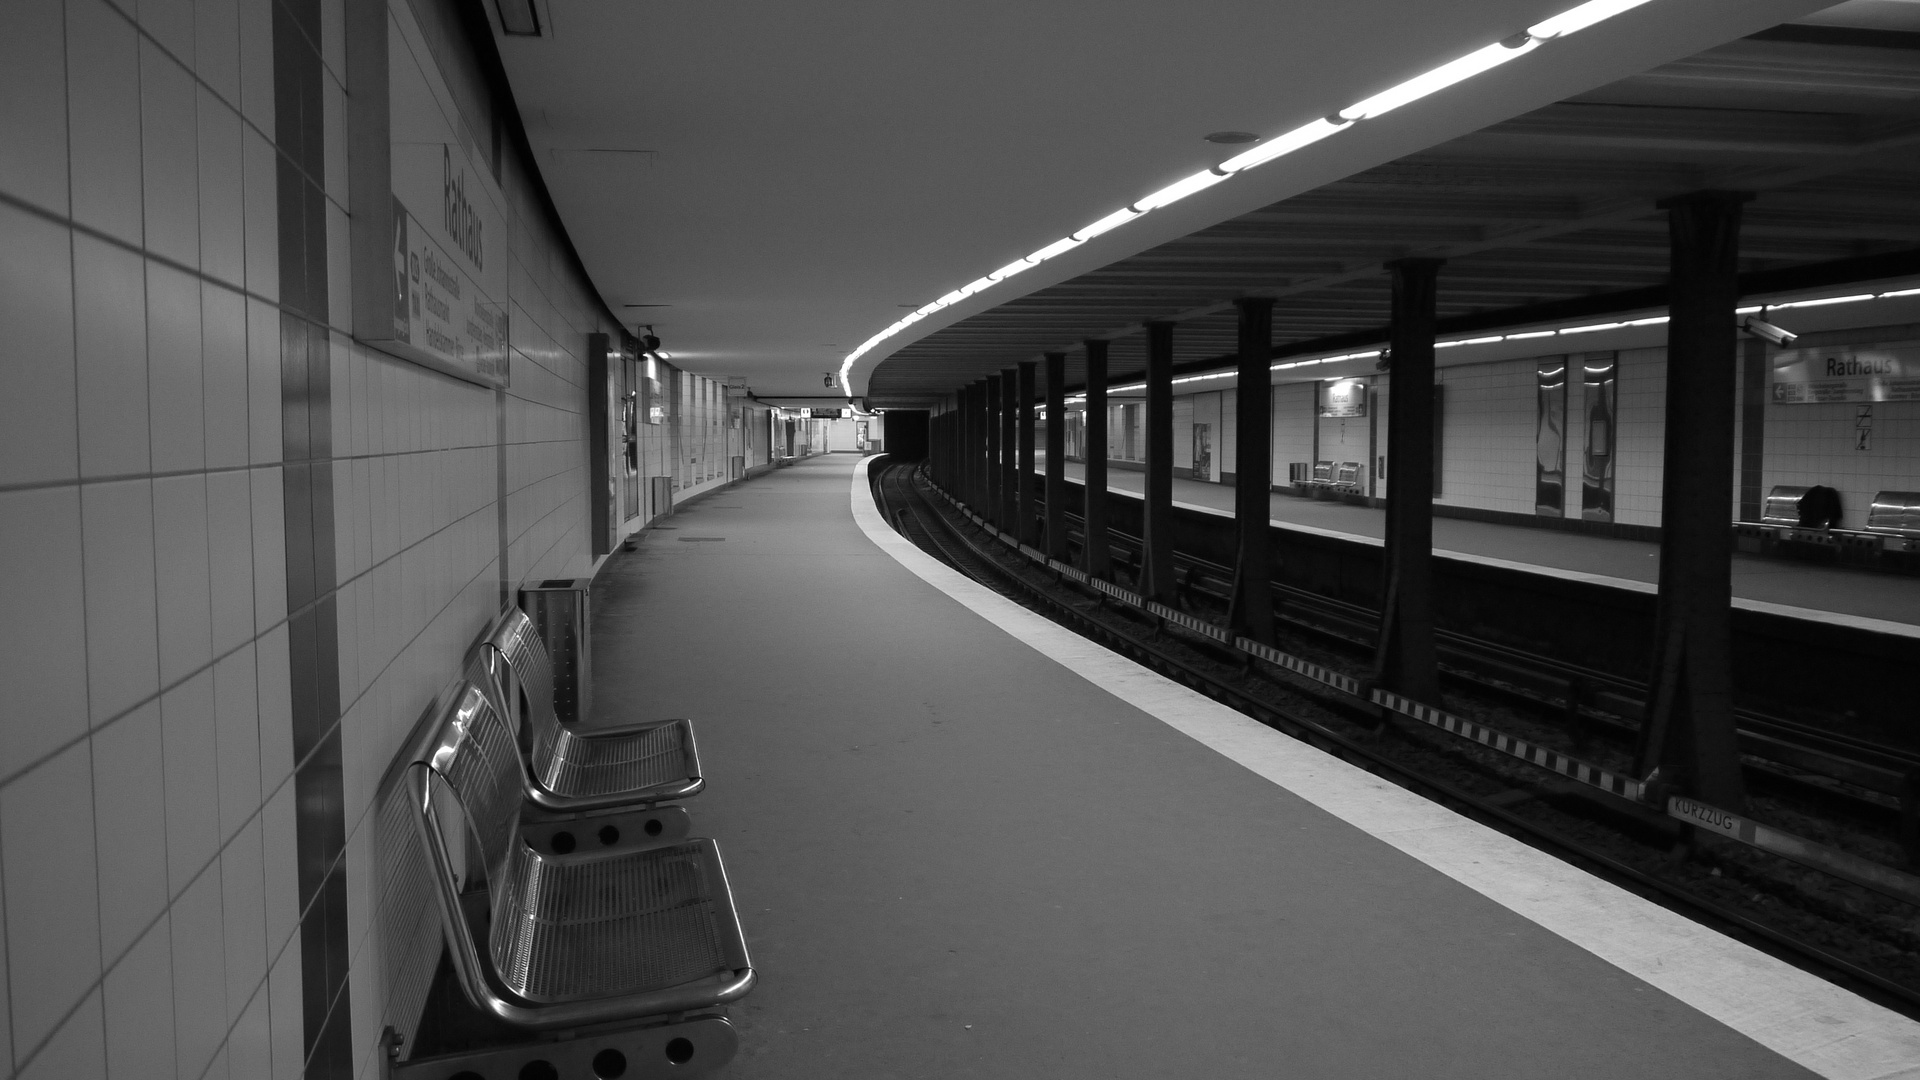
[585,453,1920,1079]
[1039,460,1920,632]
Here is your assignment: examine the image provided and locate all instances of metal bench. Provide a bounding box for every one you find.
[1311,459,1334,484]
[1868,491,1920,538]
[397,681,754,1077]
[1760,485,1809,526]
[1333,460,1362,490]
[475,608,704,818]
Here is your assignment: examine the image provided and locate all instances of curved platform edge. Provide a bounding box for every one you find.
[848,455,1920,1080]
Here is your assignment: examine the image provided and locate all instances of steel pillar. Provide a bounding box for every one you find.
[1142,321,1176,601]
[1017,361,1038,546]
[1636,191,1752,808]
[1083,339,1111,580]
[999,369,1018,530]
[984,376,1001,525]
[1231,298,1276,643]
[1374,259,1443,702]
[1044,352,1068,559]
[963,383,981,508]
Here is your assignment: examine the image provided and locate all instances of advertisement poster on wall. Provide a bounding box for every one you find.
[1770,342,1920,404]
[348,0,510,389]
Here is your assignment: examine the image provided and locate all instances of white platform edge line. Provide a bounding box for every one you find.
[1061,473,1920,639]
[850,457,1920,1080]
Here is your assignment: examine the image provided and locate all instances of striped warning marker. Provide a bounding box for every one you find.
[1236,638,1365,697]
[1371,688,1644,801]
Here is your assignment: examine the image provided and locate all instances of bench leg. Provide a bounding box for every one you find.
[389,1013,738,1080]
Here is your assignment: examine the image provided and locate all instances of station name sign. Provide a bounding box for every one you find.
[347,0,510,389]
[809,408,845,419]
[1770,341,1920,405]
[1318,379,1367,418]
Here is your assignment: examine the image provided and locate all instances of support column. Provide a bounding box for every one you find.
[1636,191,1752,808]
[999,369,1018,530]
[985,376,1001,525]
[1083,339,1111,579]
[1374,259,1443,702]
[1018,361,1038,546]
[962,383,979,507]
[1044,352,1068,559]
[1232,298,1276,643]
[1142,321,1176,601]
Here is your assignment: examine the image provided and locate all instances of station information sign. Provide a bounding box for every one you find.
[347,0,510,389]
[809,408,845,419]
[1318,379,1367,418]
[1771,341,1920,404]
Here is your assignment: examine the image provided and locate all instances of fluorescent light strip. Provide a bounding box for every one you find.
[834,0,1678,397]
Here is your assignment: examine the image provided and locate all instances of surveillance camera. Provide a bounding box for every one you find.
[823,374,836,388]
[1742,316,1797,347]
[641,334,661,352]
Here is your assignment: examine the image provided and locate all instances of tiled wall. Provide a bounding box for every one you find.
[0,0,650,1077]
[1763,396,1920,529]
[1612,346,1668,527]
[1437,358,1538,514]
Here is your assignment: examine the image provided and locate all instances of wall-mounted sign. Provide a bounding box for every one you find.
[810,408,845,419]
[347,0,510,388]
[1319,379,1367,418]
[1771,342,1920,404]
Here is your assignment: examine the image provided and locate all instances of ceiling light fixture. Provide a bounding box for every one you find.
[835,0,1673,398]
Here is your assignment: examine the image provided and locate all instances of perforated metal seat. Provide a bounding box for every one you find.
[476,607,704,813]
[408,682,754,1030]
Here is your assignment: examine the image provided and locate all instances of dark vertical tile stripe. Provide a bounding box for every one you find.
[274,0,350,1072]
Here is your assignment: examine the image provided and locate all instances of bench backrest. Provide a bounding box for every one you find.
[411,682,524,895]
[1869,491,1920,535]
[1312,460,1333,482]
[1761,485,1808,526]
[1334,461,1361,485]
[483,607,568,779]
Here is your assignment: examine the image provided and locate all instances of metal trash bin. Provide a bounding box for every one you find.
[519,578,592,724]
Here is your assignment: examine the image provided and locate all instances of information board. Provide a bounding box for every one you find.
[347,0,510,388]
[1318,379,1367,418]
[1771,342,1920,405]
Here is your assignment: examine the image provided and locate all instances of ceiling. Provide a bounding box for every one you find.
[486,0,1864,400]
[869,8,1920,405]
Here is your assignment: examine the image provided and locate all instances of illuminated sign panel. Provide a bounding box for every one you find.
[1771,342,1920,404]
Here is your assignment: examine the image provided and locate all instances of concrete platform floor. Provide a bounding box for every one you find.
[581,453,1912,1079]
[1040,460,1920,629]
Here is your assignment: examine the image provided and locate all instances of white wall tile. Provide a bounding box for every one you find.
[327,200,353,332]
[2,743,103,1057]
[0,487,89,778]
[225,984,272,1080]
[235,0,272,137]
[207,470,256,655]
[82,479,161,724]
[148,265,207,475]
[259,773,299,949]
[161,670,220,893]
[212,645,259,843]
[204,286,251,470]
[322,71,348,208]
[251,467,288,612]
[319,0,345,83]
[247,298,283,464]
[195,0,241,103]
[92,700,171,963]
[0,0,69,213]
[265,945,303,1080]
[171,865,230,1078]
[140,40,202,269]
[199,89,248,290]
[67,0,145,245]
[138,0,196,67]
[103,914,179,1080]
[220,819,268,1025]
[74,237,152,479]
[153,473,215,684]
[241,125,279,303]
[16,988,105,1080]
[256,624,294,794]
[0,203,77,486]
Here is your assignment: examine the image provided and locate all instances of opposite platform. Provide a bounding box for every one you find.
[587,453,1920,1079]
[1036,459,1920,631]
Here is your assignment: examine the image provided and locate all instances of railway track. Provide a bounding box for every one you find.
[871,460,1920,1015]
